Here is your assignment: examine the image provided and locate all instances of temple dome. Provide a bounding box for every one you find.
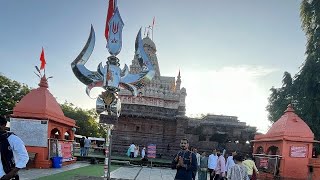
[143,36,156,51]
[266,104,314,139]
[12,76,75,126]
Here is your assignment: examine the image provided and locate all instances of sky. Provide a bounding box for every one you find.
[0,0,306,133]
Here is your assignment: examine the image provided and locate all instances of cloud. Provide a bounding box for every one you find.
[183,65,276,133]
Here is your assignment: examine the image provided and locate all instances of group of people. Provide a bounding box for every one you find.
[79,136,91,156]
[127,143,146,159]
[172,138,258,180]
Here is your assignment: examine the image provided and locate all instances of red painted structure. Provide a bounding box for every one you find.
[11,76,77,168]
[253,104,318,179]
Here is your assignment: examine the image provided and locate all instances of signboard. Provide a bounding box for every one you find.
[147,144,156,159]
[10,118,48,147]
[290,146,308,158]
[259,157,269,168]
[61,142,73,161]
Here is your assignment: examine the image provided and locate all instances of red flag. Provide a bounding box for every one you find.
[40,48,46,70]
[105,0,115,40]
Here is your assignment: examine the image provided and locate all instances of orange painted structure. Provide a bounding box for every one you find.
[11,76,77,168]
[252,104,319,179]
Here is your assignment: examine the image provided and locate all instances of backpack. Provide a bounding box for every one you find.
[0,132,15,174]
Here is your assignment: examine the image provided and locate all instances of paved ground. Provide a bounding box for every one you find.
[19,161,90,180]
[19,162,205,180]
[110,166,177,180]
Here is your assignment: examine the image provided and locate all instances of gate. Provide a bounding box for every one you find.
[253,154,281,177]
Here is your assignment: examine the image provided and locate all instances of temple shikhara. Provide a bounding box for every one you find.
[112,35,256,157]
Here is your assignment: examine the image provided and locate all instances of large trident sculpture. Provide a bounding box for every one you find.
[71,1,154,179]
[71,3,155,118]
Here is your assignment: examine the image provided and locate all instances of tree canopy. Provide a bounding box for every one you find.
[267,0,320,139]
[60,102,106,138]
[0,74,31,117]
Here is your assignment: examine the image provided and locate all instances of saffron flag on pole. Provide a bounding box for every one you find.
[105,0,115,40]
[40,48,46,70]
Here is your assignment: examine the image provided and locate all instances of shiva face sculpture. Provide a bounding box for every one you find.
[71,5,155,118]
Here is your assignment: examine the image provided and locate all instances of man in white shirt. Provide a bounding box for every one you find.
[129,143,135,158]
[208,149,218,180]
[84,136,91,156]
[192,148,201,180]
[0,116,29,180]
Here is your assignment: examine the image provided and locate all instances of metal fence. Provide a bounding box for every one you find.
[253,154,281,176]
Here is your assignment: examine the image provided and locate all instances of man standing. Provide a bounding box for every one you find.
[243,154,258,180]
[171,138,197,180]
[79,137,85,156]
[214,150,226,180]
[84,136,91,156]
[208,149,218,180]
[225,152,236,176]
[192,148,201,180]
[129,143,135,158]
[0,116,29,180]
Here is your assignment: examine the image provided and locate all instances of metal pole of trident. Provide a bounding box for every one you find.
[71,1,155,179]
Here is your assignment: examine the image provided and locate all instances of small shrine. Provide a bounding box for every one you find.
[10,75,77,168]
[252,104,319,179]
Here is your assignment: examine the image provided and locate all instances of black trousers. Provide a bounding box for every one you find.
[208,168,215,180]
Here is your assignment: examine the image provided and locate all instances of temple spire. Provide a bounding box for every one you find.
[176,70,181,91]
[38,76,48,88]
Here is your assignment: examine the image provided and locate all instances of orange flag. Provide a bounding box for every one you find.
[40,48,46,70]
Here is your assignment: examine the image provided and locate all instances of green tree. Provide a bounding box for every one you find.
[295,0,320,138]
[0,74,31,116]
[267,72,294,122]
[267,0,320,140]
[60,102,106,138]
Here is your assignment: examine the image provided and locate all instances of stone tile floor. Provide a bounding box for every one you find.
[110,166,177,180]
[19,163,204,180]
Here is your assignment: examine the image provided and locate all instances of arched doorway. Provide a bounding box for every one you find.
[256,146,264,154]
[267,146,280,155]
[64,132,70,140]
[50,128,61,139]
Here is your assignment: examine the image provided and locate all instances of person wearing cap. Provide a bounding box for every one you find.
[0,116,29,180]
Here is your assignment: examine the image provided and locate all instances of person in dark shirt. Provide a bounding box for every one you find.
[79,137,85,156]
[171,138,197,180]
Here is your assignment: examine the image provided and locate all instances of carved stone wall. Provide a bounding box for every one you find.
[112,113,177,158]
[112,105,256,159]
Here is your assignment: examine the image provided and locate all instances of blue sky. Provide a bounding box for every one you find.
[0,0,306,133]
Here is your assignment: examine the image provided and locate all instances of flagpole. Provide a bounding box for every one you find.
[152,17,155,41]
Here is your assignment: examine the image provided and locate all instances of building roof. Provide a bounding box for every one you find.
[255,104,314,141]
[12,76,75,127]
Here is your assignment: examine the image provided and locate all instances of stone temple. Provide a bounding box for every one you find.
[112,35,256,158]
